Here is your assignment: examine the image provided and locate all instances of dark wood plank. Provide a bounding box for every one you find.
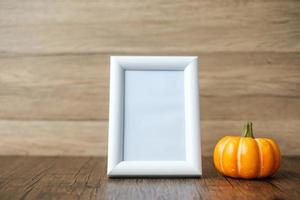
[0,0,299,54]
[0,156,299,200]
[0,156,57,199]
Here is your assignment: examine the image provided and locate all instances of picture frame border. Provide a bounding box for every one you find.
[107,56,201,177]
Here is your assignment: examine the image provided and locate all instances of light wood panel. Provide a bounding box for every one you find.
[0,54,107,120]
[0,53,299,121]
[0,119,299,156]
[0,0,299,156]
[0,120,107,156]
[0,0,299,55]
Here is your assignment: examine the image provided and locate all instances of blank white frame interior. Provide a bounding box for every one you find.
[107,56,201,177]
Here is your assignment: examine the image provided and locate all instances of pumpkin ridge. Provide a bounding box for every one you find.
[237,137,243,177]
[255,139,263,178]
[219,137,232,174]
[213,136,228,172]
[265,139,277,175]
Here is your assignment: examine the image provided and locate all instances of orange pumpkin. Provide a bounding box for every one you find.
[213,122,281,179]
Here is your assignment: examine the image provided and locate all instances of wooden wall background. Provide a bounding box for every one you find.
[0,0,299,156]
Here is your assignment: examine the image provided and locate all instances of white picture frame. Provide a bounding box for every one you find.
[107,56,201,177]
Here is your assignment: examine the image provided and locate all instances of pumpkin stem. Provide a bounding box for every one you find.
[242,122,254,138]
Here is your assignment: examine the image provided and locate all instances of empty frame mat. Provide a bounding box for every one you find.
[123,70,186,161]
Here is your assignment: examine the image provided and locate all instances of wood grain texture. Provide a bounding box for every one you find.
[0,0,299,55]
[0,121,107,156]
[0,53,299,121]
[0,0,299,156]
[0,156,299,200]
[0,120,299,156]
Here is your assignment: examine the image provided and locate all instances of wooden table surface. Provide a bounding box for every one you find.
[0,156,299,200]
